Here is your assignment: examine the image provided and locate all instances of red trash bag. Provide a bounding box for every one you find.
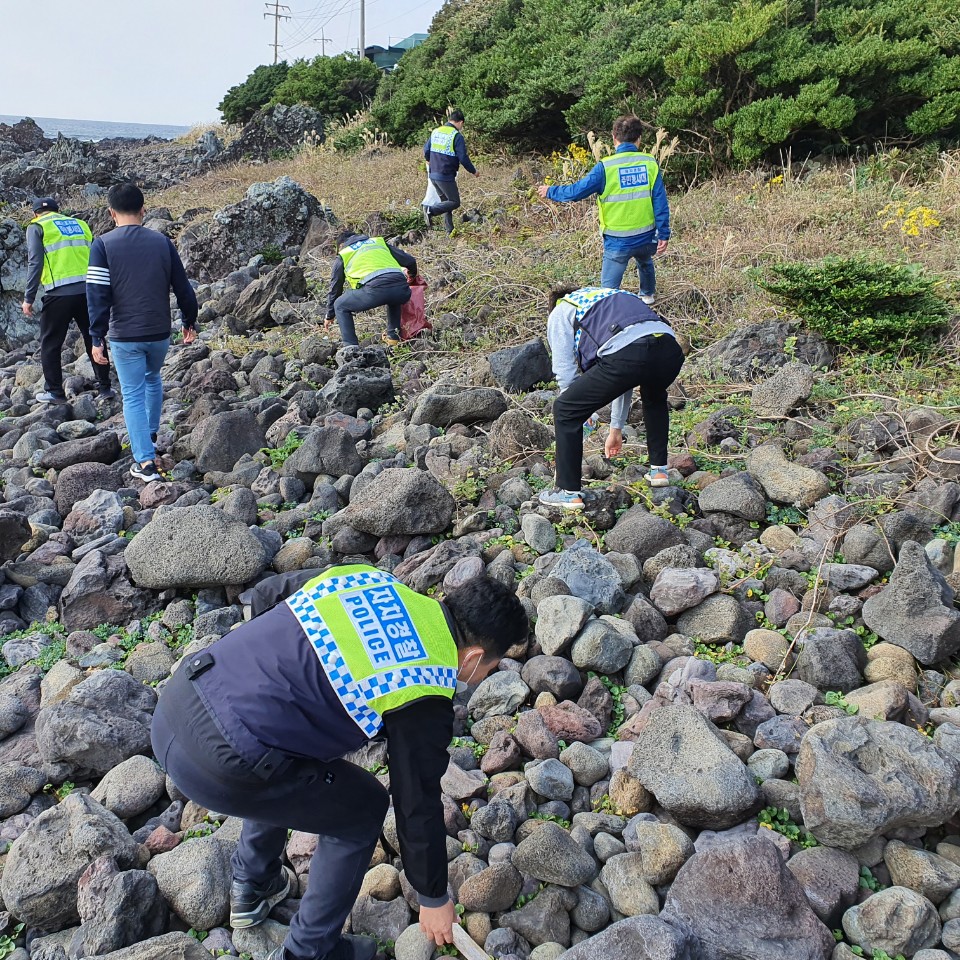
[401,276,432,340]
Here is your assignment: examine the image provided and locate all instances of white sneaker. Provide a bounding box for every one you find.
[640,294,656,306]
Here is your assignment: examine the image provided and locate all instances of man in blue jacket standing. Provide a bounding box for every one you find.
[537,116,671,303]
[86,183,198,484]
[423,110,478,234]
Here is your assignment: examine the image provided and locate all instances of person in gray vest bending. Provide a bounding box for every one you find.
[539,286,685,510]
[152,564,528,960]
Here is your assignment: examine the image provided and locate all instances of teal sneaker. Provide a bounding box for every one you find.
[538,489,585,510]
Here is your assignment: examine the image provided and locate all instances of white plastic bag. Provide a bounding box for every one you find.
[422,177,442,208]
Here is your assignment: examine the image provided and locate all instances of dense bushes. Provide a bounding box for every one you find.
[750,256,952,351]
[271,54,381,121]
[219,63,289,125]
[219,55,380,127]
[369,0,960,166]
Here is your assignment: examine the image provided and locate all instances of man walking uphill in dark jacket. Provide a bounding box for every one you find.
[422,110,478,234]
[324,232,418,347]
[152,565,528,960]
[87,182,198,484]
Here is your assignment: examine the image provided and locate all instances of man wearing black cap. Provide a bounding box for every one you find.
[323,232,418,347]
[22,198,115,403]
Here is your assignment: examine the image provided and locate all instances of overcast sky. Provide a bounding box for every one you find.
[0,0,446,126]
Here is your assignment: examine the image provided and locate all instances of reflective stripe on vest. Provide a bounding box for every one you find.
[597,151,658,239]
[286,564,458,737]
[430,124,458,157]
[338,237,405,290]
[562,287,660,371]
[31,212,92,290]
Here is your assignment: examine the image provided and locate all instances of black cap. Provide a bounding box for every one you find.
[32,197,58,213]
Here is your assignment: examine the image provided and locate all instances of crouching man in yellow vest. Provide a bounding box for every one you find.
[21,197,114,403]
[324,232,419,347]
[152,565,528,960]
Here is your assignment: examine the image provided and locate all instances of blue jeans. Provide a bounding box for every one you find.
[110,338,169,464]
[601,241,659,294]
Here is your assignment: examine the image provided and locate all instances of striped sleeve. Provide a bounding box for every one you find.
[86,238,113,346]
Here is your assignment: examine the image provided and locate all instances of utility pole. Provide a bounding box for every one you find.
[315,30,333,55]
[264,1,291,64]
[359,0,365,57]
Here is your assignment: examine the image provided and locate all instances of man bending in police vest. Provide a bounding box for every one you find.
[152,564,528,960]
[536,116,671,303]
[324,232,418,348]
[538,286,685,510]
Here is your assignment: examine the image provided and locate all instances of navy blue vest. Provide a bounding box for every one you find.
[564,288,664,371]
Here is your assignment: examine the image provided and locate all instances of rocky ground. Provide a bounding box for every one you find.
[0,127,957,960]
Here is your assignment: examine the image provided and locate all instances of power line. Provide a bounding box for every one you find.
[264,1,292,64]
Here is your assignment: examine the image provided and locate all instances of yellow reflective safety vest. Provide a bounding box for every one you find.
[429,123,458,157]
[338,237,405,289]
[597,151,659,239]
[30,211,93,291]
[286,564,459,737]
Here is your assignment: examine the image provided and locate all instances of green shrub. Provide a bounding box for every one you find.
[219,63,289,124]
[751,255,951,352]
[272,54,380,122]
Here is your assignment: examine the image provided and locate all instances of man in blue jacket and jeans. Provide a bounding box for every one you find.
[423,110,478,234]
[86,183,198,484]
[537,116,671,302]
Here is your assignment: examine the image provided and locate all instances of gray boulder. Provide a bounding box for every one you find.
[469,673,530,720]
[534,595,593,657]
[550,541,624,614]
[842,887,941,958]
[605,508,684,563]
[125,505,269,588]
[147,834,232,929]
[70,856,167,957]
[862,541,960,665]
[410,385,509,427]
[320,346,394,416]
[233,262,307,327]
[747,443,830,508]
[751,362,814,417]
[556,915,695,960]
[35,670,156,777]
[90,755,166,819]
[282,426,363,483]
[93,932,211,960]
[662,836,834,960]
[795,628,866,692]
[512,821,598,887]
[180,174,324,282]
[0,510,32,563]
[786,847,861,926]
[53,462,124,516]
[489,339,553,393]
[59,550,156,632]
[191,409,268,474]
[569,619,633,673]
[796,716,960,847]
[1,793,139,930]
[627,705,761,828]
[650,568,719,617]
[697,472,766,521]
[38,432,121,470]
[675,594,752,645]
[342,468,455,537]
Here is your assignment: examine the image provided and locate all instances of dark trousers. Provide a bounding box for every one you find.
[334,279,411,346]
[428,178,461,233]
[152,666,390,960]
[39,293,111,394]
[554,335,685,491]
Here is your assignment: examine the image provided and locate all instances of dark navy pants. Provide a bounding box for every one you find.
[152,666,389,960]
[333,278,411,345]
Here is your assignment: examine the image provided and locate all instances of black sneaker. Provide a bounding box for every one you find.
[97,386,117,400]
[130,461,163,483]
[230,867,295,929]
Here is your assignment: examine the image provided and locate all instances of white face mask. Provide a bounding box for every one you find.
[455,655,483,693]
